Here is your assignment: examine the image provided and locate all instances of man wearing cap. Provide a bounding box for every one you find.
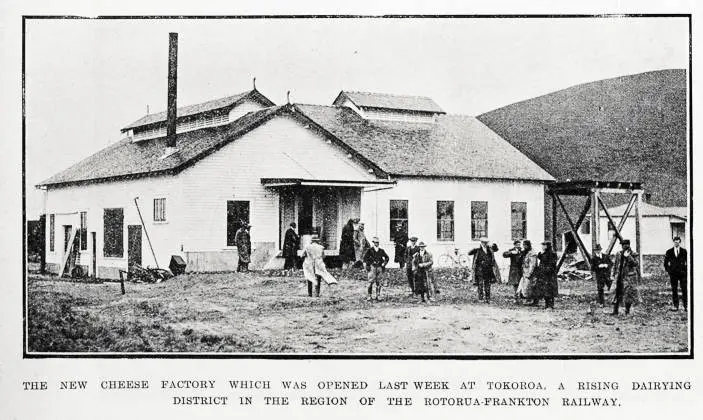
[468,237,499,303]
[302,237,338,297]
[405,236,420,295]
[364,237,390,301]
[590,244,612,306]
[412,241,433,303]
[503,240,524,299]
[234,222,252,272]
[664,236,688,312]
[282,222,300,275]
[611,239,641,315]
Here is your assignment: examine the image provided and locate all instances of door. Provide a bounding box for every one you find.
[298,190,314,235]
[91,232,97,278]
[63,225,72,252]
[127,225,142,268]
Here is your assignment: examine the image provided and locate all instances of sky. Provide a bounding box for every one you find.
[24,16,689,217]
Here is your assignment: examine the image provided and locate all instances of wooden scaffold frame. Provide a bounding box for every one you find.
[547,180,644,274]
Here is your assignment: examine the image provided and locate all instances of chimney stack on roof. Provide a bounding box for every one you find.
[166,32,178,149]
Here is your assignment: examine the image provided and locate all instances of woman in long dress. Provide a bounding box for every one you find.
[517,240,538,302]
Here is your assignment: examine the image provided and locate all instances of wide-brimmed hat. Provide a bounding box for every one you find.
[621,239,631,245]
[513,240,522,246]
[371,237,380,243]
[541,241,552,246]
[409,236,418,242]
[311,237,321,243]
[479,236,489,242]
[418,241,427,247]
[594,244,603,251]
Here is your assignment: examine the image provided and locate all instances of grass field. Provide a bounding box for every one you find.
[26,268,689,354]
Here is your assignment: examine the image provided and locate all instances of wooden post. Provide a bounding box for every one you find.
[635,191,643,275]
[591,189,599,254]
[551,192,557,249]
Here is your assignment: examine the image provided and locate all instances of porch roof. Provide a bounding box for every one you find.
[261,177,396,188]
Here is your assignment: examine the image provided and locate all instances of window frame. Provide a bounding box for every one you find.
[103,208,124,258]
[79,211,88,251]
[153,198,167,222]
[389,199,409,241]
[510,201,527,240]
[49,214,55,252]
[227,200,250,247]
[436,200,455,242]
[471,201,489,240]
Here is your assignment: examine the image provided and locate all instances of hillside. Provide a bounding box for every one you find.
[478,69,688,207]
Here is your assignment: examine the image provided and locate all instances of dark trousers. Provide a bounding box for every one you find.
[612,279,631,314]
[669,273,688,309]
[596,274,610,305]
[237,260,249,272]
[284,256,297,270]
[307,278,321,297]
[406,267,415,292]
[477,276,491,302]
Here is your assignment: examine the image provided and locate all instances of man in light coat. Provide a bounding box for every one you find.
[412,242,433,303]
[302,237,337,297]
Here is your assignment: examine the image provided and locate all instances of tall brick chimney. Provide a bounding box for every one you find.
[166,32,178,148]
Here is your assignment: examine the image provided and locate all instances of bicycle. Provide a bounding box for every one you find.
[437,248,472,283]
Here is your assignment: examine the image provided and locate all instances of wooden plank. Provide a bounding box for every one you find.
[555,194,592,270]
[591,190,600,254]
[58,228,77,278]
[605,194,637,254]
[635,192,643,276]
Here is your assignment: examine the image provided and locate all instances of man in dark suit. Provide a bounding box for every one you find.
[590,244,612,306]
[282,222,300,275]
[469,237,499,303]
[364,237,390,301]
[664,236,688,311]
[405,236,420,295]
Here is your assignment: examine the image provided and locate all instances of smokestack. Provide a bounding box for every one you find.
[166,32,178,148]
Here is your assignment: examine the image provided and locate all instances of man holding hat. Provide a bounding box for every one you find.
[364,237,390,301]
[234,222,252,272]
[302,237,338,297]
[468,237,499,303]
[503,240,524,298]
[412,241,434,303]
[405,236,420,295]
[611,239,641,315]
[590,244,613,306]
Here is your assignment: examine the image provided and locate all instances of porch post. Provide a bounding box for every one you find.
[635,191,644,275]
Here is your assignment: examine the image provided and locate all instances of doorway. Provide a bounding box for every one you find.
[91,232,97,278]
[127,225,142,268]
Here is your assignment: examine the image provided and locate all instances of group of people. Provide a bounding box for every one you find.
[277,219,688,314]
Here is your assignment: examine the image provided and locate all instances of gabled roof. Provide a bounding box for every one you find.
[333,91,445,114]
[599,202,687,220]
[39,102,554,188]
[121,89,275,131]
[294,104,554,181]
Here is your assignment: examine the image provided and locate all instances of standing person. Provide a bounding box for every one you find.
[405,236,420,295]
[282,222,300,275]
[663,236,687,312]
[354,221,370,268]
[412,241,433,303]
[393,222,408,271]
[590,244,613,306]
[339,218,356,270]
[503,240,524,300]
[517,240,538,303]
[531,241,559,309]
[468,237,499,303]
[611,239,641,315]
[234,222,251,272]
[364,237,390,301]
[302,237,338,297]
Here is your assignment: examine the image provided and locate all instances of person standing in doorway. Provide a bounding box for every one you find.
[282,222,300,275]
[611,239,641,315]
[393,222,408,271]
[364,237,390,301]
[235,222,252,272]
[503,240,524,301]
[469,237,499,303]
[664,236,687,312]
[302,237,338,297]
[354,221,370,268]
[591,244,613,306]
[405,236,420,295]
[412,241,433,303]
[531,241,559,309]
[339,218,356,270]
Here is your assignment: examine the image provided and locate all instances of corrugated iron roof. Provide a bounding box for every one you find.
[121,90,275,131]
[333,91,445,114]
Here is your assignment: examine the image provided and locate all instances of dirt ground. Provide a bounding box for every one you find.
[26,268,689,354]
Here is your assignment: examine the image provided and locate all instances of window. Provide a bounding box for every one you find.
[511,202,527,240]
[227,201,250,246]
[436,201,454,241]
[471,201,488,240]
[79,211,88,251]
[389,200,408,241]
[103,208,124,258]
[153,198,166,222]
[49,214,55,252]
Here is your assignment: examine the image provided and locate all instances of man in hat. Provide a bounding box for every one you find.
[234,222,251,272]
[353,221,371,268]
[405,236,420,295]
[663,236,687,312]
[590,243,613,306]
[282,222,300,275]
[364,237,390,301]
[531,241,559,309]
[468,237,499,303]
[503,240,524,299]
[611,239,641,315]
[302,237,337,297]
[412,241,433,303]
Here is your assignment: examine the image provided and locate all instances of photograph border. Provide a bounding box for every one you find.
[21,13,694,360]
